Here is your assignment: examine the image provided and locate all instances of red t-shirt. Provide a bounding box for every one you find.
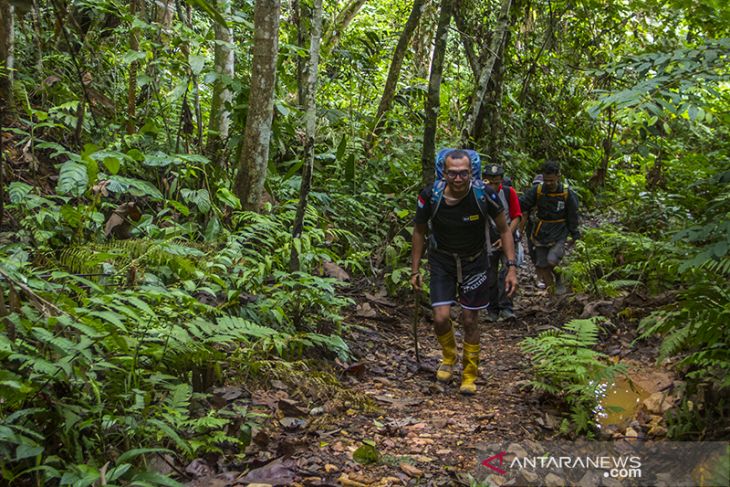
[499,184,522,221]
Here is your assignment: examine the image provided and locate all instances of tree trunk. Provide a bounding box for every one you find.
[589,116,617,190]
[206,0,234,166]
[453,2,479,80]
[234,0,281,211]
[157,0,175,30]
[126,0,141,134]
[292,0,306,107]
[420,0,452,186]
[481,36,506,162]
[322,0,367,54]
[462,0,512,146]
[0,0,14,118]
[370,0,427,141]
[290,0,323,271]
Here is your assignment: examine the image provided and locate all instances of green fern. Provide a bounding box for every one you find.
[522,317,627,435]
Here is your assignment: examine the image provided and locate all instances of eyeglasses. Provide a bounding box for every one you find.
[445,170,470,180]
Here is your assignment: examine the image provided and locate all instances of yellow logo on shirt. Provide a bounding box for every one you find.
[468,214,480,221]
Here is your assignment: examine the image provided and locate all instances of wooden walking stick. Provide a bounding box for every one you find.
[412,288,421,364]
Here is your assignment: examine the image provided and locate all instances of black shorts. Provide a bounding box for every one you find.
[428,250,489,310]
[534,239,566,268]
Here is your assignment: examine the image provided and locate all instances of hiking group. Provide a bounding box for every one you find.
[410,149,580,395]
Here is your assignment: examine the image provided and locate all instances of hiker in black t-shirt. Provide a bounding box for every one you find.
[519,161,580,294]
[411,150,518,395]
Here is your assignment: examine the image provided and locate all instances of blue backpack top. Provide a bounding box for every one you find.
[430,148,489,218]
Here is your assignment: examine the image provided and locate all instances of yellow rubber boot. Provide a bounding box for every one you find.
[435,328,457,382]
[460,342,480,395]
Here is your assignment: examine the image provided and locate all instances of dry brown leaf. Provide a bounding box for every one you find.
[337,474,368,487]
[322,261,350,281]
[399,462,423,478]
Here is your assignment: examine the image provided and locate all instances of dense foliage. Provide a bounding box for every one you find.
[0,0,728,482]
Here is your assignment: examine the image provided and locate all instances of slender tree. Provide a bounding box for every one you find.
[370,0,427,141]
[206,0,234,165]
[292,0,306,107]
[290,0,323,271]
[453,3,479,80]
[0,0,14,117]
[322,0,368,54]
[420,0,452,185]
[462,0,512,146]
[126,0,142,134]
[234,0,281,211]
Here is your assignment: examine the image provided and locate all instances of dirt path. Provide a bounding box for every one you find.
[197,269,566,486]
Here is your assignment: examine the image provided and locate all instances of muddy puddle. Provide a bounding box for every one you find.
[596,376,650,428]
[595,360,674,429]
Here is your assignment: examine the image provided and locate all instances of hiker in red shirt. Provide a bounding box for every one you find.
[483,164,522,322]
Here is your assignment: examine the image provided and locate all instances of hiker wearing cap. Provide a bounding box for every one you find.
[411,149,518,395]
[518,161,580,294]
[483,164,522,322]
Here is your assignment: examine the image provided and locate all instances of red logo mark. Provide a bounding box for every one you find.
[482,451,508,475]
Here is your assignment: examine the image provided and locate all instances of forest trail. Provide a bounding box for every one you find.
[187,267,587,486]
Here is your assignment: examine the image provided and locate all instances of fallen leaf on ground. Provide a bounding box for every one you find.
[278,398,308,417]
[399,462,423,478]
[239,457,296,485]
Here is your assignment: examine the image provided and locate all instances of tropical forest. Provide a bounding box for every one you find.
[0,0,728,485]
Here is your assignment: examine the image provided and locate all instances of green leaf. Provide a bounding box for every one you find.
[117,448,173,464]
[181,188,212,213]
[56,161,88,197]
[127,148,145,161]
[103,157,121,175]
[167,199,191,216]
[353,444,379,464]
[147,419,192,455]
[336,135,348,161]
[106,463,132,482]
[85,157,99,186]
[187,0,228,28]
[122,50,147,65]
[205,215,222,241]
[144,152,176,167]
[15,444,43,461]
[60,205,83,228]
[107,176,164,200]
[189,54,206,75]
[216,187,241,209]
[8,182,33,203]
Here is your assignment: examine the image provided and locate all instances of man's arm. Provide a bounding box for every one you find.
[411,223,428,290]
[493,212,518,296]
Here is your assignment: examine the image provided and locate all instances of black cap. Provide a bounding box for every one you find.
[483,164,504,177]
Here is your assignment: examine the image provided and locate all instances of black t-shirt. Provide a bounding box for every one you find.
[415,185,503,256]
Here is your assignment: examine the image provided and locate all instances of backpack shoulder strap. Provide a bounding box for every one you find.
[501,186,511,212]
[429,180,447,218]
[471,180,489,217]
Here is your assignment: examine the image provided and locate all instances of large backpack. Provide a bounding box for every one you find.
[428,148,496,255]
[430,148,489,218]
[536,182,569,203]
[529,182,570,242]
